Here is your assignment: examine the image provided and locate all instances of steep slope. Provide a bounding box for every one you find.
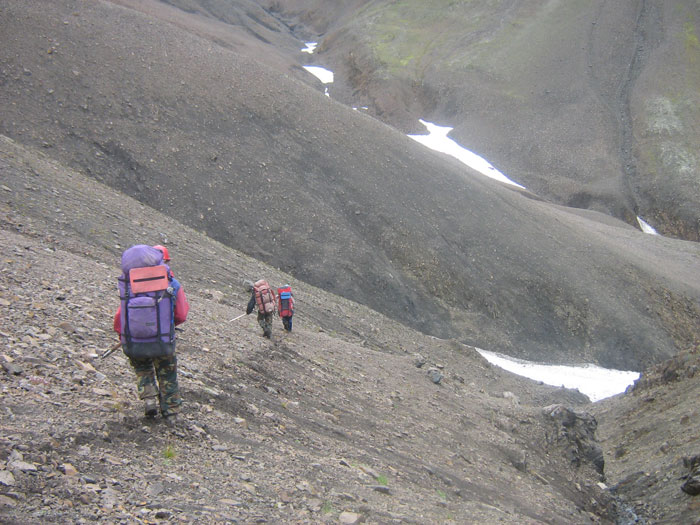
[1,0,699,370]
[594,344,700,524]
[1,134,622,524]
[269,0,700,241]
[108,0,312,75]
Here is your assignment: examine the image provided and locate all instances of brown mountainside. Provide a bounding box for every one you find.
[269,0,700,242]
[2,130,699,524]
[2,1,699,523]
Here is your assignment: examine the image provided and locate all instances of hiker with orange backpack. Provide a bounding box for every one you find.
[277,284,295,332]
[246,279,276,338]
[113,245,189,425]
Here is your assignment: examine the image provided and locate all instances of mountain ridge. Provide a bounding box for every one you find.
[2,1,699,522]
[266,0,700,241]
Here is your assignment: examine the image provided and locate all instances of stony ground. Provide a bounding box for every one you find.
[594,345,700,524]
[0,135,632,524]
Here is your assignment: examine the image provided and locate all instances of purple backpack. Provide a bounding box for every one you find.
[118,245,176,357]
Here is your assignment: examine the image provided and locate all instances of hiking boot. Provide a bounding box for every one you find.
[144,397,158,418]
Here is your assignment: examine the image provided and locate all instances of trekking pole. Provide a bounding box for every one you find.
[229,313,246,322]
[100,341,122,359]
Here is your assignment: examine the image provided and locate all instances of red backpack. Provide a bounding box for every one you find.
[254,280,276,314]
[277,286,294,317]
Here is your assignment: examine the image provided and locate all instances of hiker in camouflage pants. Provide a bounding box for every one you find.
[114,245,190,424]
[246,280,275,338]
[257,311,273,337]
[129,355,181,418]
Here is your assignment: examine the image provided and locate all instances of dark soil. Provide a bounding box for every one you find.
[594,344,700,524]
[0,65,698,525]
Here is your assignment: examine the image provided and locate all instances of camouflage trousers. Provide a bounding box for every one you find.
[128,354,182,417]
[258,312,273,338]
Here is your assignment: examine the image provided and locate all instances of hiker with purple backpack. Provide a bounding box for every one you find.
[113,245,189,425]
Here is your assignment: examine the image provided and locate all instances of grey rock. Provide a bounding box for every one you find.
[427,367,443,384]
[413,354,426,368]
[1,360,23,375]
[0,470,16,486]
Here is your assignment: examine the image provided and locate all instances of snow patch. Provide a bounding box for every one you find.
[477,349,640,402]
[408,120,525,189]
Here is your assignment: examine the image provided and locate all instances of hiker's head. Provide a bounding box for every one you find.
[153,245,170,263]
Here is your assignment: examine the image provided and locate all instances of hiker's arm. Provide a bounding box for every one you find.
[113,307,121,333]
[246,292,255,315]
[174,287,189,325]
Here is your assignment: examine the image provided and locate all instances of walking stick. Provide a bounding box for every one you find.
[100,341,122,359]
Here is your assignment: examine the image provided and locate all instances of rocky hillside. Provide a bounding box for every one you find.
[1,134,630,524]
[2,131,699,524]
[594,343,700,524]
[1,0,698,371]
[267,0,700,242]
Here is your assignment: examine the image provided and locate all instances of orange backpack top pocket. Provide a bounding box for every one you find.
[129,265,169,294]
